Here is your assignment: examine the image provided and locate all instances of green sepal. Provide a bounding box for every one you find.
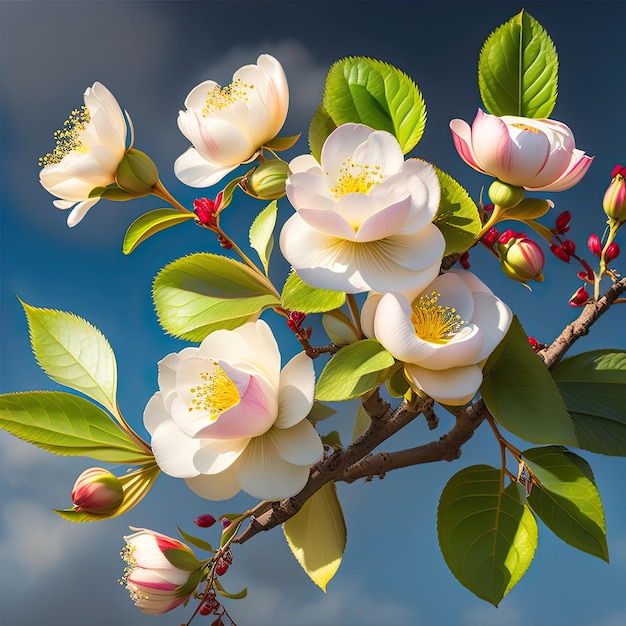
[123,208,195,255]
[316,339,395,401]
[89,183,136,201]
[523,446,608,561]
[480,316,577,445]
[175,569,205,598]
[264,133,301,151]
[281,271,346,313]
[386,365,410,398]
[115,148,159,196]
[176,526,215,554]
[164,547,202,571]
[437,465,538,606]
[478,9,558,118]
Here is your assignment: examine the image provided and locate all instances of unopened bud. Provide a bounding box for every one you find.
[603,169,626,223]
[498,236,545,283]
[115,148,159,196]
[244,159,289,200]
[550,243,570,263]
[555,210,572,232]
[605,242,621,263]
[322,309,360,346]
[71,467,124,515]
[562,239,576,255]
[194,514,216,528]
[588,233,602,257]
[569,286,590,307]
[488,180,525,209]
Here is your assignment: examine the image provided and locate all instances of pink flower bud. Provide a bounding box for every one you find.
[194,514,216,528]
[587,233,602,257]
[605,242,621,263]
[562,239,576,255]
[499,236,545,283]
[550,243,571,263]
[569,286,590,307]
[603,171,626,223]
[555,210,572,232]
[71,467,124,515]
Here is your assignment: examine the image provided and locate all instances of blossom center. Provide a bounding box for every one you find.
[202,78,254,116]
[329,158,383,198]
[410,291,465,344]
[188,363,240,417]
[510,122,540,134]
[38,105,91,166]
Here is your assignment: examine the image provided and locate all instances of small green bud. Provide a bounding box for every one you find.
[244,159,289,200]
[488,180,525,209]
[115,148,159,196]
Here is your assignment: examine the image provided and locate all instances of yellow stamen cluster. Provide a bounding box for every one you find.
[202,78,254,116]
[119,544,138,590]
[510,122,540,134]
[38,105,91,166]
[410,291,465,344]
[188,362,240,416]
[329,158,383,198]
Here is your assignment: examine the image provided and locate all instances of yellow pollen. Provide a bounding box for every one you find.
[188,363,240,416]
[329,158,383,198]
[38,105,91,167]
[202,78,253,116]
[118,544,136,587]
[410,291,465,344]
[510,122,540,134]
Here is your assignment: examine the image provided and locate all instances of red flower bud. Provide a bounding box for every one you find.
[562,239,576,255]
[587,233,602,257]
[569,286,590,307]
[550,243,571,263]
[605,242,621,263]
[194,514,217,528]
[555,210,571,232]
[480,227,499,248]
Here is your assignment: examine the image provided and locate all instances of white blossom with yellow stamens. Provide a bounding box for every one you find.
[279,123,445,294]
[38,82,128,226]
[174,54,289,188]
[362,270,512,405]
[144,320,322,501]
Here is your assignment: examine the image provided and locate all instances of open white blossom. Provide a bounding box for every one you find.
[144,320,322,501]
[38,82,128,227]
[280,123,445,293]
[363,270,512,405]
[175,54,289,188]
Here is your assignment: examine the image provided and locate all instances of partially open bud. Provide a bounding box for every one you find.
[498,234,545,283]
[115,148,159,196]
[569,286,590,307]
[322,309,360,346]
[72,467,124,515]
[603,166,626,223]
[488,180,525,209]
[243,159,289,200]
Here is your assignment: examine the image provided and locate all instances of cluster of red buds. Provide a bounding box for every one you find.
[193,193,232,249]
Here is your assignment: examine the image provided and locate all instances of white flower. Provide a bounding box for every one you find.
[363,270,512,405]
[144,320,322,501]
[38,82,128,227]
[279,123,445,294]
[175,54,289,188]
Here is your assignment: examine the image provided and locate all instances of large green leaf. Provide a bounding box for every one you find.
[478,9,558,118]
[0,391,153,464]
[281,272,346,314]
[153,253,280,341]
[123,208,195,255]
[322,57,427,154]
[283,482,347,592]
[481,316,577,445]
[21,301,117,414]
[432,166,481,255]
[437,465,538,606]
[523,446,608,561]
[553,350,626,456]
[316,339,395,401]
[249,201,278,276]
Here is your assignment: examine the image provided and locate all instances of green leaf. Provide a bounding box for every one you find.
[249,201,278,275]
[283,482,346,592]
[21,300,118,414]
[153,253,280,341]
[0,391,153,463]
[215,579,248,600]
[432,166,482,255]
[322,57,427,153]
[316,339,395,401]
[123,209,195,255]
[55,462,160,522]
[264,133,301,151]
[437,465,538,606]
[281,271,346,313]
[352,404,371,442]
[553,350,626,455]
[478,9,558,118]
[480,316,577,445]
[523,446,608,561]
[176,526,215,554]
[308,104,337,162]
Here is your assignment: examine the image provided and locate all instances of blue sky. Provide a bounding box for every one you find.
[1,1,626,625]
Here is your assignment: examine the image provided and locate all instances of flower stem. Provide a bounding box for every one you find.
[151,179,194,214]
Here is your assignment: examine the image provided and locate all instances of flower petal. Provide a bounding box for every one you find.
[174,146,238,188]
[275,352,315,429]
[192,437,249,475]
[185,462,242,501]
[266,420,323,466]
[406,363,484,406]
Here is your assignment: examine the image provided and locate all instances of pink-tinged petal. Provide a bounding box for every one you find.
[267,420,323,466]
[125,532,174,570]
[374,293,436,363]
[174,146,238,188]
[149,415,203,478]
[406,363,484,406]
[131,593,186,616]
[351,128,405,176]
[354,194,412,241]
[527,152,593,192]
[67,198,99,227]
[321,123,376,177]
[470,110,513,179]
[275,352,315,429]
[236,436,311,500]
[127,569,181,591]
[286,170,334,207]
[192,437,249,474]
[297,206,361,240]
[504,125,553,186]
[470,291,512,362]
[185,462,242,501]
[288,154,321,175]
[449,118,485,173]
